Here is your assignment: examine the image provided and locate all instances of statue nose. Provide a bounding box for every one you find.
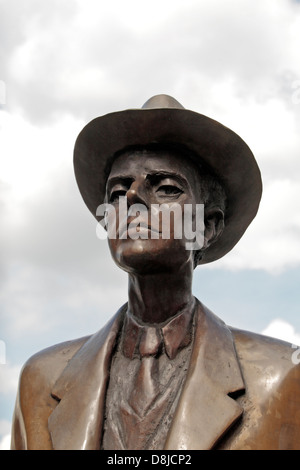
[126,180,148,207]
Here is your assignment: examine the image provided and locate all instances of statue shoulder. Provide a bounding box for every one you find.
[230,326,300,390]
[19,336,91,396]
[11,335,91,449]
[231,327,296,360]
[12,310,125,449]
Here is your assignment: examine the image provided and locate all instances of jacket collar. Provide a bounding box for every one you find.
[164,301,245,449]
[122,307,193,360]
[48,305,126,450]
[48,300,245,450]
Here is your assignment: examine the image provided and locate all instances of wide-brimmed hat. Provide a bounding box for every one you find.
[73,94,262,264]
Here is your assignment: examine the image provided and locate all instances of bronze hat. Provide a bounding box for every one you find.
[73,94,262,264]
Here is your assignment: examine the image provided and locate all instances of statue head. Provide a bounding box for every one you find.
[73,94,262,266]
[104,144,226,273]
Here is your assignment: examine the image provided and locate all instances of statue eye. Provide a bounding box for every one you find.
[156,185,183,196]
[109,190,127,203]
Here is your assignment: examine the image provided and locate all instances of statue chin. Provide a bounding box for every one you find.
[109,236,193,275]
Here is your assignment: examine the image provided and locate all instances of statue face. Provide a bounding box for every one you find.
[105,150,203,275]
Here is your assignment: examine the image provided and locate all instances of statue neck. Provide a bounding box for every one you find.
[127,264,195,325]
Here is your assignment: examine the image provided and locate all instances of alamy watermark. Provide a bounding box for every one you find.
[96,197,205,250]
[291,344,300,365]
[0,80,6,105]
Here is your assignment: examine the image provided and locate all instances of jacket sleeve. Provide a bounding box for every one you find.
[10,357,55,450]
[11,383,27,450]
[10,337,89,450]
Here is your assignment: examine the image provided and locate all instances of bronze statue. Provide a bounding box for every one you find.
[11,95,300,450]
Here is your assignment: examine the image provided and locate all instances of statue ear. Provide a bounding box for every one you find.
[203,208,225,249]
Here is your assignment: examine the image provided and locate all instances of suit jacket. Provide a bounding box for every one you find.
[11,300,300,450]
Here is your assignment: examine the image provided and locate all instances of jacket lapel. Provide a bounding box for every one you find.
[164,301,245,450]
[48,305,126,450]
[48,301,245,450]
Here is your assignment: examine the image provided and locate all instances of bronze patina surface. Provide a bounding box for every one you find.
[11,96,300,450]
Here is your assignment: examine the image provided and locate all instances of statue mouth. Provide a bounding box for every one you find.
[118,218,161,239]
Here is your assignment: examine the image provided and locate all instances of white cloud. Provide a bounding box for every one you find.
[213,178,300,273]
[261,319,300,345]
[1,0,300,274]
[0,420,11,451]
[1,0,300,439]
[1,0,300,123]
[0,434,11,451]
[0,110,84,203]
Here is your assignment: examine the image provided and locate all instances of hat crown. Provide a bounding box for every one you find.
[142,94,185,110]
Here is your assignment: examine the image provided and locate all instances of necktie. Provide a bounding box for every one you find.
[128,326,161,417]
[102,311,195,450]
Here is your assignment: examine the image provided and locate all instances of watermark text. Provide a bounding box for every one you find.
[291,344,300,365]
[96,197,205,250]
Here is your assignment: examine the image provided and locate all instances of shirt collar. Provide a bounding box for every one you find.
[122,306,194,360]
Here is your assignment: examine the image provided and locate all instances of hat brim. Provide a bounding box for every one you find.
[73,107,262,264]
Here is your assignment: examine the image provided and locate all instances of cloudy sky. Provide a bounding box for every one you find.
[1,0,300,450]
